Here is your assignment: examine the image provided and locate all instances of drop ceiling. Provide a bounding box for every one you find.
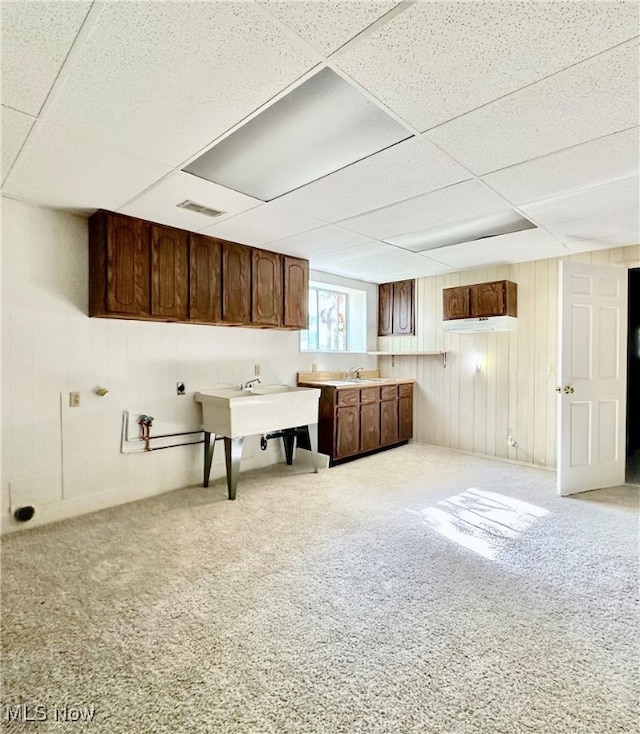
[1,0,638,284]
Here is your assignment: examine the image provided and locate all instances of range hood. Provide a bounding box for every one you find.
[442,315,518,333]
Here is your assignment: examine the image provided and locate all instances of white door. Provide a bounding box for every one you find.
[557,261,628,495]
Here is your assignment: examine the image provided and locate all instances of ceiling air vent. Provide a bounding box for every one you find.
[176,200,225,219]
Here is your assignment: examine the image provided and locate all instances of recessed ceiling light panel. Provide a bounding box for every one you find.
[184,68,412,201]
[386,209,537,252]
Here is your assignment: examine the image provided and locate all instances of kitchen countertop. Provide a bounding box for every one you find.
[298,377,414,389]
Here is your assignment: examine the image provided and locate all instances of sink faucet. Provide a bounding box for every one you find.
[243,378,261,390]
[347,367,364,379]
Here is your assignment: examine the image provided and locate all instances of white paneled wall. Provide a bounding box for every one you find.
[0,199,377,533]
[379,245,640,468]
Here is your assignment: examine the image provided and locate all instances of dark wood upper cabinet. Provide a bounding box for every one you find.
[378,279,415,335]
[378,282,394,336]
[443,286,470,321]
[252,250,282,327]
[150,224,188,321]
[89,210,151,318]
[88,210,309,329]
[283,256,309,329]
[393,279,414,334]
[222,241,251,324]
[471,280,517,318]
[443,280,517,320]
[189,234,222,323]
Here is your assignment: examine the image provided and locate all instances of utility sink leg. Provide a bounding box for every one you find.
[224,437,244,500]
[203,431,215,487]
[282,429,296,465]
[308,423,319,474]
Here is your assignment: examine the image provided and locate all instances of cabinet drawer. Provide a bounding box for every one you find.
[381,385,398,401]
[337,388,359,406]
[360,387,380,404]
[398,383,412,398]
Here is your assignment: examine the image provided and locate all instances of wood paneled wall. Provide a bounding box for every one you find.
[378,245,640,469]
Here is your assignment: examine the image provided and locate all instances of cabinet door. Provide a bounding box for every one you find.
[360,402,381,452]
[106,213,150,316]
[252,250,282,326]
[380,398,399,445]
[151,225,188,320]
[189,234,222,323]
[393,279,414,334]
[399,394,413,440]
[470,281,506,317]
[222,241,251,323]
[443,286,470,320]
[378,282,394,336]
[336,405,360,458]
[283,256,309,328]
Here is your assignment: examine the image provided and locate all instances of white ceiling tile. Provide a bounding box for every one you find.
[426,41,639,175]
[309,241,392,269]
[546,205,639,243]
[521,178,640,226]
[258,0,399,55]
[117,172,262,233]
[339,180,507,240]
[0,0,92,116]
[1,106,35,181]
[1,120,172,211]
[311,242,452,283]
[266,225,371,258]
[482,128,640,204]
[276,136,470,222]
[43,2,319,167]
[336,2,638,131]
[427,229,568,270]
[199,203,324,247]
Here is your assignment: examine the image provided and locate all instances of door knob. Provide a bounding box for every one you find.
[563,386,575,394]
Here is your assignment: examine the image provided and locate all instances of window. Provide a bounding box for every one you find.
[301,281,367,353]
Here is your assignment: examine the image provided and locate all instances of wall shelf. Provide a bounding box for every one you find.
[368,350,449,368]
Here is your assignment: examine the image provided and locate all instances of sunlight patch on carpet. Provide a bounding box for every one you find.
[422,488,549,559]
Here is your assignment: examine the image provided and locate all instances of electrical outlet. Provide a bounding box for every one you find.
[254,364,261,377]
[311,363,318,372]
[69,391,80,407]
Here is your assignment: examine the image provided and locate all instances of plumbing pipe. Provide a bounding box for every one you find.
[120,411,212,455]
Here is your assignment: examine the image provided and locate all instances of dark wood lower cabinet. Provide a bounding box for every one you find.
[360,402,381,452]
[336,405,360,458]
[380,398,399,445]
[399,396,413,441]
[302,381,413,465]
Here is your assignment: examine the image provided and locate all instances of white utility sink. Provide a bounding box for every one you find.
[195,384,320,439]
[195,385,322,500]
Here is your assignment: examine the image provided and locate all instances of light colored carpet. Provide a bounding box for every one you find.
[1,444,638,733]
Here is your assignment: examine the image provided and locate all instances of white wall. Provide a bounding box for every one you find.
[0,199,378,533]
[379,245,640,468]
